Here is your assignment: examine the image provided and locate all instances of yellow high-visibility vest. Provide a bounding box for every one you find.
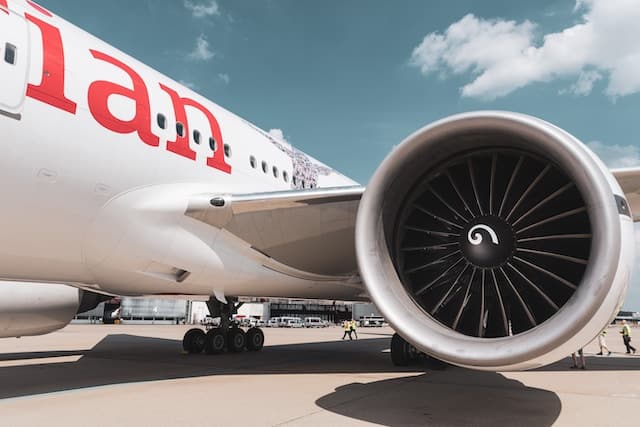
[622,324,632,337]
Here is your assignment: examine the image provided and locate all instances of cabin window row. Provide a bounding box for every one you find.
[248,155,314,188]
[156,113,231,158]
[249,155,292,184]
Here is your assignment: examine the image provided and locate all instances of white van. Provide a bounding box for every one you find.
[280,317,303,328]
[267,317,280,327]
[359,316,385,327]
[304,317,326,328]
[278,316,296,327]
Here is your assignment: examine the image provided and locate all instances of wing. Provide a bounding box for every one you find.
[183,165,640,280]
[186,186,364,276]
[613,167,640,220]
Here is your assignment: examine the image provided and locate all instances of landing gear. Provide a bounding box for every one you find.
[183,328,206,354]
[246,327,265,351]
[182,297,265,355]
[227,327,246,352]
[204,328,226,354]
[390,333,446,369]
[390,333,416,366]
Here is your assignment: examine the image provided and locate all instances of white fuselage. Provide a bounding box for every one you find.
[0,1,361,300]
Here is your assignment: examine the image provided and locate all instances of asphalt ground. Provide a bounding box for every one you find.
[0,324,639,426]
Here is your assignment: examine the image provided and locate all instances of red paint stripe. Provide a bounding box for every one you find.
[27,0,53,17]
[0,0,8,15]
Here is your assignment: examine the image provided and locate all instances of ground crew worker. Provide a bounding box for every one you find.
[597,330,612,355]
[620,320,636,354]
[342,320,352,340]
[350,319,358,339]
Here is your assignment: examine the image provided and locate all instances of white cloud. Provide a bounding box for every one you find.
[410,0,640,100]
[184,0,219,18]
[218,73,230,84]
[268,129,289,144]
[188,34,214,61]
[562,70,602,96]
[587,141,640,168]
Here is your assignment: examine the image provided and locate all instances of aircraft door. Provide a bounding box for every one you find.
[0,8,29,117]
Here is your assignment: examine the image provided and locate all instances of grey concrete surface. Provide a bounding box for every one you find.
[0,324,639,426]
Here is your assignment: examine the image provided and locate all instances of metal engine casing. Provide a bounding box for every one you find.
[0,282,86,338]
[356,111,634,370]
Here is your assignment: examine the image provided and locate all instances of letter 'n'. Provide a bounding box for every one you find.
[160,84,231,174]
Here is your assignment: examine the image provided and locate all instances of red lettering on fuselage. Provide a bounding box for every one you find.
[25,13,77,114]
[27,1,53,17]
[158,84,196,161]
[87,50,159,147]
[159,84,231,173]
[14,8,231,174]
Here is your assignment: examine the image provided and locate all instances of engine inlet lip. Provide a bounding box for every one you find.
[356,111,622,369]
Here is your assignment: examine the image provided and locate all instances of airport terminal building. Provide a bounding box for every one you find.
[74,298,381,325]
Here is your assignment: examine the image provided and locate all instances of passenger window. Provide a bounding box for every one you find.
[261,161,268,173]
[209,137,217,151]
[292,176,297,186]
[283,171,289,182]
[249,156,256,168]
[272,166,279,178]
[176,122,185,137]
[302,180,306,189]
[193,130,201,144]
[4,43,16,65]
[223,144,231,158]
[156,114,166,129]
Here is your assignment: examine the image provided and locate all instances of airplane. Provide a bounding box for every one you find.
[0,0,639,370]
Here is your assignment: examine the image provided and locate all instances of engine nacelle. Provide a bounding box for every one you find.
[356,111,634,370]
[0,282,102,338]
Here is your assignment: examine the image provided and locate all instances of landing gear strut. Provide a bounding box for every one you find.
[390,333,447,369]
[182,297,265,355]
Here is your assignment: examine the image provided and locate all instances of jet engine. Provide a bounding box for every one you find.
[0,281,106,338]
[356,111,634,370]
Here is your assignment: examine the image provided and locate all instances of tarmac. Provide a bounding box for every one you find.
[0,324,639,427]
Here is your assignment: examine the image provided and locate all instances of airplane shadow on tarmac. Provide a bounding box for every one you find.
[315,370,561,427]
[1,333,638,426]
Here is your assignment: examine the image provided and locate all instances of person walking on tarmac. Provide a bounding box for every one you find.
[597,330,612,356]
[350,319,358,340]
[620,320,637,354]
[342,320,353,340]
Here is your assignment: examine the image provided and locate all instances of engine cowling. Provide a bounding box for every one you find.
[356,111,634,370]
[0,282,104,338]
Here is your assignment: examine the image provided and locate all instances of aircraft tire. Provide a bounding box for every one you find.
[246,327,265,351]
[204,328,226,354]
[390,333,412,366]
[227,327,246,353]
[183,328,205,354]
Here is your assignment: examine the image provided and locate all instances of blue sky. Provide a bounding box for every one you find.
[38,0,640,310]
